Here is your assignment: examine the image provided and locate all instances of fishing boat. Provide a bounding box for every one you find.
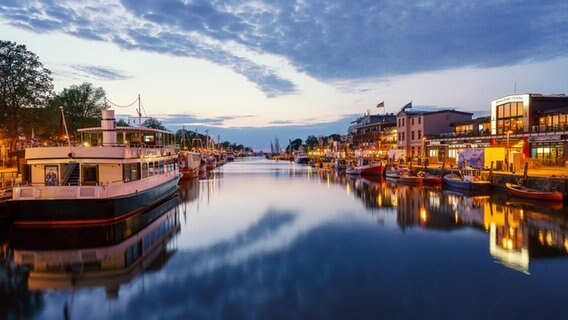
[505,182,564,201]
[346,159,385,176]
[178,150,201,179]
[443,167,491,191]
[8,109,182,225]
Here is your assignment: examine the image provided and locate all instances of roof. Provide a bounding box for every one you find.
[397,109,474,117]
[77,126,174,135]
[450,116,491,126]
[535,106,568,115]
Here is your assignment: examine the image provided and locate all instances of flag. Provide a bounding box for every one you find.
[376,101,385,109]
[402,101,412,111]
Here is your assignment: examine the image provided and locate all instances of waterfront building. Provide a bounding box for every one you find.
[429,93,568,168]
[396,107,473,163]
[346,112,396,157]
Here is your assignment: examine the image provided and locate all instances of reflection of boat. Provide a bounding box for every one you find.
[9,194,181,297]
[505,183,564,201]
[399,170,422,184]
[179,150,202,179]
[346,159,385,176]
[8,110,181,225]
[506,198,564,210]
[443,168,491,191]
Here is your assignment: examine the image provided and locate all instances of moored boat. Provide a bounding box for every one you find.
[7,109,182,225]
[346,159,385,176]
[505,182,564,201]
[294,152,309,164]
[443,167,491,191]
[418,171,443,184]
[179,150,202,179]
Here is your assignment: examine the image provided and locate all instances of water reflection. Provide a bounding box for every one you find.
[331,171,568,274]
[1,194,182,319]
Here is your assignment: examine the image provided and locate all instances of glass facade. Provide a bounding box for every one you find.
[496,102,524,134]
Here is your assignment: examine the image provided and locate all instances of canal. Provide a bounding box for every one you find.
[2,157,568,319]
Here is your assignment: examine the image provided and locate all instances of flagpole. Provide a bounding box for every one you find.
[59,106,72,149]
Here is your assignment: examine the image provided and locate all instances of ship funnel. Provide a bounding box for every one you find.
[102,109,117,146]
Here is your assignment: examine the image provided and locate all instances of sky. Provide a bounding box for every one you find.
[1,0,568,151]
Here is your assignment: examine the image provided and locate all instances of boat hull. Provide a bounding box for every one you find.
[443,174,491,191]
[505,183,564,201]
[346,163,385,176]
[8,175,182,225]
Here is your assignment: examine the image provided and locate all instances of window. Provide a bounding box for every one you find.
[123,163,140,182]
[411,118,414,125]
[411,131,415,140]
[418,117,421,124]
[418,130,422,139]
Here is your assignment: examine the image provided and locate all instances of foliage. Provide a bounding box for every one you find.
[116,119,130,127]
[48,82,107,139]
[142,117,167,130]
[0,40,53,146]
[304,135,319,150]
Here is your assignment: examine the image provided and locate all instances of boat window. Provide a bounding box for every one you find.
[82,164,98,186]
[123,163,140,182]
[141,162,149,179]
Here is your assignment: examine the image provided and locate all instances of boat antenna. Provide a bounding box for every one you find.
[59,106,72,150]
[137,94,142,126]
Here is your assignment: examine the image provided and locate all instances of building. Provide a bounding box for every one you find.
[346,112,396,155]
[429,93,568,168]
[396,107,473,161]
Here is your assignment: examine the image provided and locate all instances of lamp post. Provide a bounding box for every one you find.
[506,130,512,172]
[422,136,427,167]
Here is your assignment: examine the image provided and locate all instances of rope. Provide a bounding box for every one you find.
[105,97,139,108]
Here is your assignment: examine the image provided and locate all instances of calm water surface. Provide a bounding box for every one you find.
[2,157,568,319]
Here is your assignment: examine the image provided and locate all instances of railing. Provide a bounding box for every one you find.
[13,185,104,200]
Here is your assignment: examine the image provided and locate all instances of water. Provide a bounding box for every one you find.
[2,157,568,319]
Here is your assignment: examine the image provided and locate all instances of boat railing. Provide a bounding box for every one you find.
[13,185,105,200]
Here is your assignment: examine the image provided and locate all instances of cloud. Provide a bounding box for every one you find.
[70,65,130,81]
[2,1,567,97]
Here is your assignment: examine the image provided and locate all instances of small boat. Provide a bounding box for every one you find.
[346,159,385,176]
[178,150,202,179]
[418,171,443,184]
[505,182,564,201]
[294,152,309,164]
[385,167,409,180]
[443,167,491,191]
[398,170,423,184]
[8,109,181,225]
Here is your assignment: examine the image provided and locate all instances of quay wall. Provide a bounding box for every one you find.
[426,168,568,193]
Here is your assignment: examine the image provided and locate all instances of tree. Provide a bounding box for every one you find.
[116,119,130,127]
[50,82,107,136]
[305,135,318,150]
[287,138,303,152]
[0,40,53,149]
[143,117,167,130]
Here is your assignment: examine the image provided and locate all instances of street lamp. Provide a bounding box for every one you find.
[422,136,427,167]
[506,130,513,172]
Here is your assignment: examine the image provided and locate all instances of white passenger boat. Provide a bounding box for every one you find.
[179,150,202,179]
[8,109,182,225]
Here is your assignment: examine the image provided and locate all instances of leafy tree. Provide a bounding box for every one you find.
[287,138,303,152]
[143,117,167,130]
[50,83,106,137]
[0,40,53,148]
[116,119,130,127]
[305,135,318,150]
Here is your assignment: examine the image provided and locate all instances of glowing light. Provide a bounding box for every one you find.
[420,208,427,223]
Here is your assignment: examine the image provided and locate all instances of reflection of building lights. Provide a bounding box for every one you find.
[420,208,427,222]
[83,142,90,147]
[502,238,514,250]
[564,239,568,252]
[546,232,554,246]
[538,231,545,244]
[454,212,459,224]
